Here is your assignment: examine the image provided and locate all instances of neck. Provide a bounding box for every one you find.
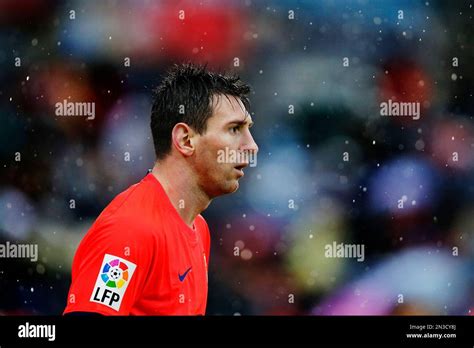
[151,158,211,228]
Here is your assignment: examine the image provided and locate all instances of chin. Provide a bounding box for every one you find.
[230,181,240,193]
[221,180,240,195]
[205,180,239,198]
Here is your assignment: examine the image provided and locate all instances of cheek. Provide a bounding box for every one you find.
[198,135,224,160]
[195,134,236,177]
[195,139,220,173]
[198,141,216,163]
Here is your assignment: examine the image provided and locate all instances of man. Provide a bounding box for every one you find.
[63,64,258,315]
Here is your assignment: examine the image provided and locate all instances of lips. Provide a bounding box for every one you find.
[234,163,248,177]
[234,163,248,170]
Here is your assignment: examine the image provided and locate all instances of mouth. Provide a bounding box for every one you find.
[234,163,248,177]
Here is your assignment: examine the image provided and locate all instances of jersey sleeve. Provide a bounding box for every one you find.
[63,217,155,315]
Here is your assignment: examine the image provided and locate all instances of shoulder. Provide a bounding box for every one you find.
[78,213,158,263]
[92,179,161,242]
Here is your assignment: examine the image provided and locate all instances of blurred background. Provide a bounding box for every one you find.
[0,0,473,315]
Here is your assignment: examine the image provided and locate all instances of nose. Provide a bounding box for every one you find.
[241,130,259,154]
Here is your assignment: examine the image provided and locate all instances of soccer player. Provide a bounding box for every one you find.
[63,64,258,315]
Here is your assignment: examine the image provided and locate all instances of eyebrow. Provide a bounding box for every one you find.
[227,119,254,127]
[227,112,254,126]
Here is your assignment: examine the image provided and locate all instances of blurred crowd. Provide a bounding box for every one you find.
[0,0,473,315]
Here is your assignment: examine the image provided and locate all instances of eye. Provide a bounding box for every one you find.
[230,126,240,134]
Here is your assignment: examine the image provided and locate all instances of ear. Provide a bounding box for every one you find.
[171,123,196,157]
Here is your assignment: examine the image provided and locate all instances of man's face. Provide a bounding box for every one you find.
[192,94,258,198]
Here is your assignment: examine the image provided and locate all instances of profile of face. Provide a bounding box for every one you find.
[192,94,258,198]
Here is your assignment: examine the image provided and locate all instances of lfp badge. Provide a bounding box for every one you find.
[90,254,136,311]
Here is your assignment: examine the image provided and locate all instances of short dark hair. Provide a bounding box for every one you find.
[150,63,251,160]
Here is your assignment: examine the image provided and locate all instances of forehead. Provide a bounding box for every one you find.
[209,94,250,124]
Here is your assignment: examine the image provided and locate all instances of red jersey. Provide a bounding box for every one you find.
[63,173,210,315]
